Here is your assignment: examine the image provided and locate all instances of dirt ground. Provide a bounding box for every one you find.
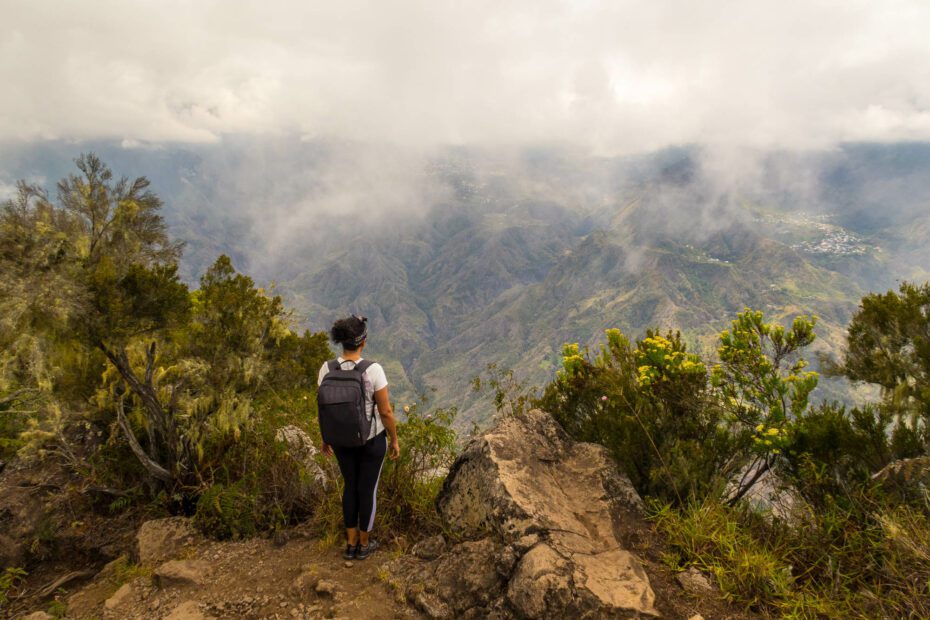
[61,535,421,620]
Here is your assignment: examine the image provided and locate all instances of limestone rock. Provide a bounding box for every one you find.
[275,425,328,486]
[676,567,714,594]
[506,544,572,618]
[104,582,134,610]
[413,590,453,619]
[154,559,211,587]
[137,517,200,565]
[437,409,644,541]
[389,537,511,617]
[390,409,658,618]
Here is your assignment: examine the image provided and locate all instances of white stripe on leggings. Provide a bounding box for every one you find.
[366,436,387,532]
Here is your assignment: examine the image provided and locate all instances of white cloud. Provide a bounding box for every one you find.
[1,0,929,151]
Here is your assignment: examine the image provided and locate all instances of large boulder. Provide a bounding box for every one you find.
[389,409,658,619]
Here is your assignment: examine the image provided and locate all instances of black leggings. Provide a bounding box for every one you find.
[332,431,387,532]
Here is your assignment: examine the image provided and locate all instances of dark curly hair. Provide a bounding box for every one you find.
[330,315,368,351]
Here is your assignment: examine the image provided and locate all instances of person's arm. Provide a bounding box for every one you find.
[374,387,400,460]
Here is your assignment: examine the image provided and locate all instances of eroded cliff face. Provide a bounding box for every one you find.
[387,408,658,619]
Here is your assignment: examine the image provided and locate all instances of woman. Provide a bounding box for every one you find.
[318,315,400,560]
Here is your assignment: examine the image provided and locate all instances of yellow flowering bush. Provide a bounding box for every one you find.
[635,332,706,388]
[559,342,587,379]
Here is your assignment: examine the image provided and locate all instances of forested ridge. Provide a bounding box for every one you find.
[0,155,457,615]
[2,155,930,618]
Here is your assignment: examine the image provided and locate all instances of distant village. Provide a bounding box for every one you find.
[754,211,875,256]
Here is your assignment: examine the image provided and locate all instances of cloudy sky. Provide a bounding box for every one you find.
[2,0,930,153]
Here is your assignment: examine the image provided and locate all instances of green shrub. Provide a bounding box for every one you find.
[192,393,320,539]
[0,567,27,608]
[310,401,459,544]
[381,403,458,535]
[652,494,930,617]
[544,305,930,616]
[538,328,736,504]
[194,482,260,540]
[0,409,26,459]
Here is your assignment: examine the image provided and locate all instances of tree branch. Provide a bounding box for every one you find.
[0,389,40,407]
[727,458,771,506]
[115,397,173,484]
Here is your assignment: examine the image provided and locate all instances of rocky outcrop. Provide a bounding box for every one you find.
[275,424,328,486]
[388,408,658,619]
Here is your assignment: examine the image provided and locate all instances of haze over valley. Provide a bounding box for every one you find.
[4,0,930,423]
[3,139,928,423]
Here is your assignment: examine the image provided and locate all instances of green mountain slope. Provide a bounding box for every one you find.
[3,141,927,426]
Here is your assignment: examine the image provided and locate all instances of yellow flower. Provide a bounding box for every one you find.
[403,405,410,413]
[756,424,765,433]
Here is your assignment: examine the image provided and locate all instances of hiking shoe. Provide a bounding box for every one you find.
[343,543,357,560]
[356,540,379,560]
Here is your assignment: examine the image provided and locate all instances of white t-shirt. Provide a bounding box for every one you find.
[317,357,388,441]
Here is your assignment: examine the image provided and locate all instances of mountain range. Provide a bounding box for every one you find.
[2,140,929,426]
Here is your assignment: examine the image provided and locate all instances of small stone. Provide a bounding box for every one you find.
[677,567,714,594]
[154,560,211,587]
[344,561,353,568]
[279,601,288,608]
[22,613,53,620]
[688,615,706,620]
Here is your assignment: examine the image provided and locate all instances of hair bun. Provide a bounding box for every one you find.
[330,316,367,348]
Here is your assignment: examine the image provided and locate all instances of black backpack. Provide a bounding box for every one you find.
[317,359,378,447]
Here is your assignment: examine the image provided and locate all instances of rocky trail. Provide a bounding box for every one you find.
[8,410,753,619]
[19,516,418,620]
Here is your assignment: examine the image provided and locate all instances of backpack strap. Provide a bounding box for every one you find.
[353,359,375,374]
[352,359,378,418]
[327,359,342,372]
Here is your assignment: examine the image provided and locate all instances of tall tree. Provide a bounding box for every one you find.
[843,282,930,418]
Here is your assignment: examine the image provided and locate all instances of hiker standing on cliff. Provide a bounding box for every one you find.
[317,315,400,560]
